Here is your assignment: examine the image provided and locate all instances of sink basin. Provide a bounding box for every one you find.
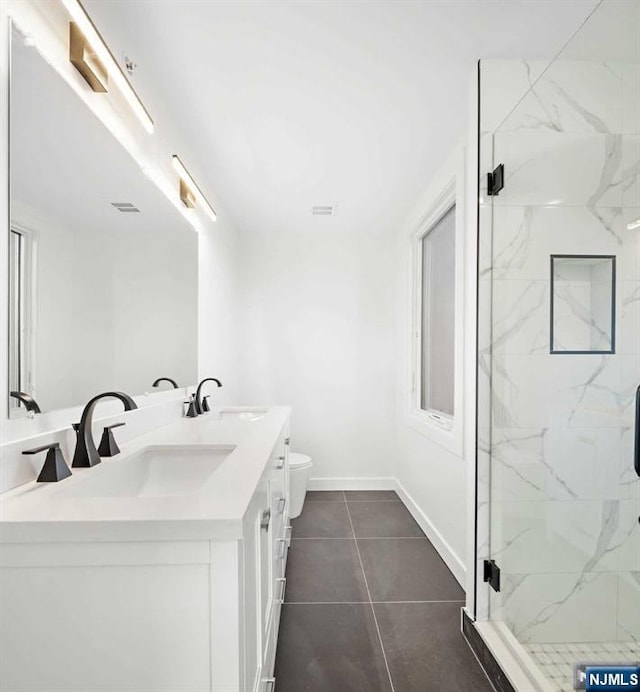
[58,445,235,499]
[218,408,268,422]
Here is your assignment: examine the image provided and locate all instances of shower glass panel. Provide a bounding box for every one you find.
[479,1,640,689]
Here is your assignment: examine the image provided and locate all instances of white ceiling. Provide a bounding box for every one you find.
[84,0,600,236]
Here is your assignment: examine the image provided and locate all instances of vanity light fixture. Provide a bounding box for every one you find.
[179,179,197,209]
[172,155,217,223]
[61,0,154,133]
[627,218,640,231]
[69,21,108,92]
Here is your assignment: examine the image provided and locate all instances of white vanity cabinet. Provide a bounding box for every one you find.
[242,431,291,692]
[0,409,291,692]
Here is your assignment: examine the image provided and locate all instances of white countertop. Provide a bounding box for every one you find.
[0,406,290,543]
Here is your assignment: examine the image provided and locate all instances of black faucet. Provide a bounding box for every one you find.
[10,391,41,413]
[23,442,72,482]
[184,394,198,418]
[72,391,138,468]
[152,377,179,389]
[194,378,222,415]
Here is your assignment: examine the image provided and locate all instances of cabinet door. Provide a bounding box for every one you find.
[257,481,274,661]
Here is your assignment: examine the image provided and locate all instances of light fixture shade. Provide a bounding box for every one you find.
[61,0,154,133]
[180,179,196,208]
[172,155,217,222]
[69,22,108,92]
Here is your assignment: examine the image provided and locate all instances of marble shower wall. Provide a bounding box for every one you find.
[478,56,640,644]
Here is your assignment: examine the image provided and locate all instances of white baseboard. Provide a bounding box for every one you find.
[307,477,396,491]
[394,480,466,587]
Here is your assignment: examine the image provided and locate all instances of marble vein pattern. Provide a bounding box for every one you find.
[500,61,623,135]
[478,54,640,654]
[480,59,550,134]
[622,137,640,207]
[587,135,623,208]
[493,133,625,208]
[500,571,619,643]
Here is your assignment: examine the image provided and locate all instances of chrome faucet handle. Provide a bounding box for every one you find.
[97,422,126,457]
[23,442,72,483]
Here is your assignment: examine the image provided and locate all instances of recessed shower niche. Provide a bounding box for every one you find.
[550,254,616,354]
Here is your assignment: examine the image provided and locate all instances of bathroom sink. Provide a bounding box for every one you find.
[57,445,235,499]
[218,408,268,422]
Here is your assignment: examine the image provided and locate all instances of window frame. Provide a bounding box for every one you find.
[8,222,37,416]
[409,174,464,457]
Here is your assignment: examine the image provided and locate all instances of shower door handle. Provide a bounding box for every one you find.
[635,385,640,477]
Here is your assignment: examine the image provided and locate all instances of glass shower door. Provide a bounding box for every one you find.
[480,1,640,689]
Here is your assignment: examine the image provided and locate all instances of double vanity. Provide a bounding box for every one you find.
[0,405,291,692]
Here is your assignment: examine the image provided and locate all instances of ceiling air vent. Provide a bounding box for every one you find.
[111,202,140,213]
[312,204,335,217]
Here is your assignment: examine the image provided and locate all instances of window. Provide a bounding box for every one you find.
[420,205,456,421]
[9,229,24,408]
[409,164,463,456]
[8,226,35,413]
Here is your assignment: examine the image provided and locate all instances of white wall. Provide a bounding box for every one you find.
[68,215,117,404]
[198,212,241,407]
[233,136,476,587]
[10,201,199,413]
[111,220,198,397]
[392,136,478,587]
[238,223,396,486]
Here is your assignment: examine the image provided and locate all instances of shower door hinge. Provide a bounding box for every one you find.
[483,559,501,593]
[487,163,505,196]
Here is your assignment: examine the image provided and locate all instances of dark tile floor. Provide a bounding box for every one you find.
[274,490,495,692]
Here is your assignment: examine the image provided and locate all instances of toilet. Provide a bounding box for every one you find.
[288,452,312,519]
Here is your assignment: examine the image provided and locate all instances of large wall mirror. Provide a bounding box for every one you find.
[8,24,198,417]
